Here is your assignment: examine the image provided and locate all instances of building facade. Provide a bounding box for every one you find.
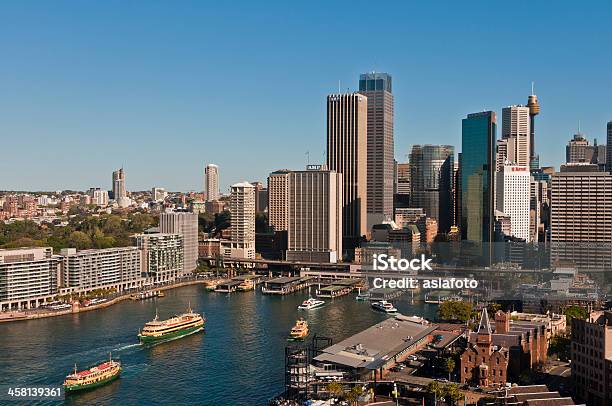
[326,93,368,251]
[0,247,61,311]
[205,163,220,202]
[495,165,531,242]
[501,105,531,167]
[606,121,612,172]
[229,182,256,259]
[268,170,291,232]
[112,168,129,207]
[135,233,183,283]
[159,212,199,274]
[409,144,454,233]
[286,167,343,263]
[358,72,394,227]
[461,111,496,244]
[60,247,142,294]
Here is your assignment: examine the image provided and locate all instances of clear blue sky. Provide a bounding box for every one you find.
[1,1,611,193]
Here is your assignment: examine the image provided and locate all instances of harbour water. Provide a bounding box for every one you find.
[0,285,438,405]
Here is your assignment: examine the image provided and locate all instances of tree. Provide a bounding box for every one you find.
[548,335,571,361]
[327,382,344,399]
[441,383,463,406]
[443,357,455,381]
[564,305,588,325]
[214,210,231,232]
[425,381,443,403]
[68,231,92,250]
[345,386,363,405]
[438,300,474,322]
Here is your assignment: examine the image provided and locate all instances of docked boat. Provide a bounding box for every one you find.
[130,290,162,301]
[288,319,309,340]
[63,354,121,393]
[371,300,398,313]
[138,305,205,344]
[298,297,325,310]
[237,280,255,292]
[356,292,370,301]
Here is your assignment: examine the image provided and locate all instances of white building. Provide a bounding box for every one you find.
[501,105,531,167]
[152,187,167,202]
[87,188,109,207]
[135,233,183,283]
[495,164,531,241]
[0,247,61,311]
[60,247,143,294]
[229,182,256,259]
[159,212,198,274]
[205,163,220,202]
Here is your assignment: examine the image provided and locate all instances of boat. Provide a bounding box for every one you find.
[288,319,309,340]
[237,280,255,292]
[355,288,370,301]
[63,354,121,393]
[157,291,165,298]
[298,297,325,310]
[130,290,162,301]
[138,305,205,344]
[371,300,398,313]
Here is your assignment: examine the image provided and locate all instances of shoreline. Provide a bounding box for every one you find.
[0,279,209,324]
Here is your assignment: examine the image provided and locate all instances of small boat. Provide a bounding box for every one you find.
[130,290,161,301]
[63,354,121,393]
[138,305,205,344]
[371,300,398,313]
[356,292,370,301]
[157,291,165,298]
[237,280,255,292]
[298,297,325,310]
[288,319,309,340]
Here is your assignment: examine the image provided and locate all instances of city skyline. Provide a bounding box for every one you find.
[1,2,611,192]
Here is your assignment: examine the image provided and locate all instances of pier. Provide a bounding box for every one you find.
[262,276,314,295]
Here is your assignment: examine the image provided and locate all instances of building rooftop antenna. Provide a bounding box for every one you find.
[531,81,535,95]
[338,80,341,94]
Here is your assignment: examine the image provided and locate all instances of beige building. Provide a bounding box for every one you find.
[501,105,531,167]
[205,163,220,202]
[229,182,256,259]
[326,93,368,251]
[550,171,612,269]
[286,166,343,263]
[135,233,184,283]
[359,72,394,227]
[267,170,291,231]
[159,212,198,274]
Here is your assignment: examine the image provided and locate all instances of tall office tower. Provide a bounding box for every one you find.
[285,166,343,263]
[529,179,540,243]
[455,154,462,227]
[159,212,198,274]
[495,165,531,242]
[571,310,612,406]
[501,106,531,167]
[358,72,394,227]
[395,162,411,209]
[551,171,612,269]
[409,145,454,233]
[205,164,220,202]
[527,87,540,169]
[251,181,268,213]
[112,168,129,207]
[461,112,496,243]
[566,133,606,166]
[607,121,612,172]
[267,170,291,231]
[326,93,368,251]
[229,182,256,259]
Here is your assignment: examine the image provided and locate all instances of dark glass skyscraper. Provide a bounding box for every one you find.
[460,112,496,243]
[358,72,394,228]
[409,145,454,233]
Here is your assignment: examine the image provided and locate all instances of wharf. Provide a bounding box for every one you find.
[262,276,314,295]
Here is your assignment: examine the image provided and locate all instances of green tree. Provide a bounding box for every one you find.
[214,210,231,232]
[438,300,474,322]
[68,231,92,250]
[327,382,344,399]
[441,383,463,406]
[564,305,588,325]
[425,381,443,401]
[345,386,363,405]
[548,335,571,360]
[443,357,455,381]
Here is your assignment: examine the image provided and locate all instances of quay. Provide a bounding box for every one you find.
[262,276,314,295]
[214,280,242,293]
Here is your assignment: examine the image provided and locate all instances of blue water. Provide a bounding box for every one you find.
[0,285,438,405]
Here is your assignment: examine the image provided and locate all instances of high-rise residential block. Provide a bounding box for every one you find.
[135,233,184,283]
[409,144,454,233]
[87,187,109,207]
[229,182,256,259]
[551,171,612,269]
[205,163,220,202]
[461,111,496,244]
[0,247,61,311]
[501,105,531,167]
[286,166,343,263]
[359,72,394,227]
[326,93,368,251]
[112,168,130,208]
[495,165,531,242]
[60,247,142,294]
[159,212,199,273]
[268,170,291,231]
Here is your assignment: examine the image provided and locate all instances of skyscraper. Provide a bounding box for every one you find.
[205,164,220,202]
[606,121,612,172]
[229,182,256,259]
[358,72,394,227]
[112,168,129,207]
[408,145,454,233]
[495,165,531,242]
[461,112,496,244]
[159,212,198,274]
[501,106,530,167]
[286,166,343,263]
[268,170,291,231]
[326,93,368,251]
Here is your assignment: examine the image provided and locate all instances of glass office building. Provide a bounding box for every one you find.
[460,111,496,243]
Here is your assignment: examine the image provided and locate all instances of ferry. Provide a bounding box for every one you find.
[371,300,398,313]
[237,280,255,292]
[63,354,121,393]
[298,297,325,310]
[138,305,205,344]
[288,319,309,341]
